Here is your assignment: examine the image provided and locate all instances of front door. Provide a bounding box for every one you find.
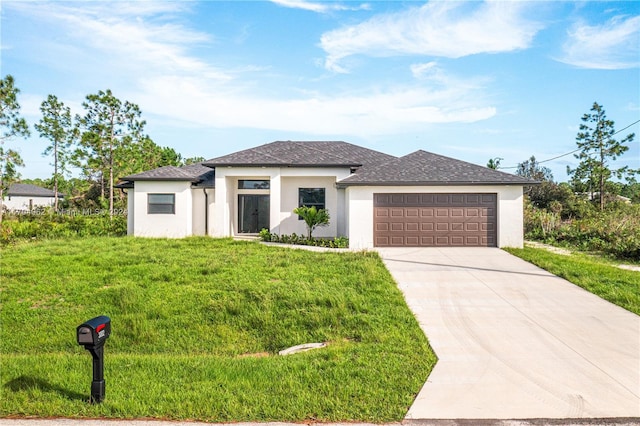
[238,194,270,234]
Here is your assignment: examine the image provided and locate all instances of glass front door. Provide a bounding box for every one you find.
[238,194,270,234]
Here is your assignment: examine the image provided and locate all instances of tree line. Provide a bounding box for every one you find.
[0,75,204,222]
[488,102,638,210]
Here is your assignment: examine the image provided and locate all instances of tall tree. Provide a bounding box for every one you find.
[35,95,77,210]
[76,89,147,217]
[0,75,31,222]
[516,155,553,182]
[567,102,635,210]
[486,157,503,170]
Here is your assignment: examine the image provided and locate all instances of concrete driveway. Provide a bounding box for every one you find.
[377,247,640,420]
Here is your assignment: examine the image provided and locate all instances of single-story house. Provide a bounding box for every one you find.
[117,141,535,249]
[2,183,64,211]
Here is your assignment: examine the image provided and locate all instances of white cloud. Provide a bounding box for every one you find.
[559,15,640,69]
[6,1,230,80]
[270,0,370,13]
[320,0,543,72]
[132,76,495,137]
[7,1,496,141]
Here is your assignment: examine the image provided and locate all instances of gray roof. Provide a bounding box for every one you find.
[119,163,215,187]
[117,141,535,189]
[203,141,395,168]
[8,183,64,198]
[337,150,535,187]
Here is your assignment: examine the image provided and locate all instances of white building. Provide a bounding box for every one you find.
[2,183,63,211]
[117,141,535,249]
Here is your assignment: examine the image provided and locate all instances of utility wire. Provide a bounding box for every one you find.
[498,119,640,170]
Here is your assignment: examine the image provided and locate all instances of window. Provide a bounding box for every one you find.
[238,180,270,189]
[298,188,325,215]
[148,193,175,214]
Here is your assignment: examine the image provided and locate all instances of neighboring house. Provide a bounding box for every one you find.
[117,141,535,249]
[2,183,64,211]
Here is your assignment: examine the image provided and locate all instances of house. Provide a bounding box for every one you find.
[2,183,64,211]
[117,141,534,249]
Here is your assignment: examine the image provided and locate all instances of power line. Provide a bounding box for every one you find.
[498,119,640,170]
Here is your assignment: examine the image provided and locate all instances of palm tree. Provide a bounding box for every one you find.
[293,205,330,240]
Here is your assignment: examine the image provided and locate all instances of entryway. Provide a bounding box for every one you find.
[238,194,269,234]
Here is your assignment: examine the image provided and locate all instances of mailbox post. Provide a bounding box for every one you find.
[77,316,111,403]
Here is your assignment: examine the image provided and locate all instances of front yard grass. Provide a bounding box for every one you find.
[505,246,640,315]
[0,237,435,421]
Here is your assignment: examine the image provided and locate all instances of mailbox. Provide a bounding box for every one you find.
[77,316,111,403]
[77,316,111,346]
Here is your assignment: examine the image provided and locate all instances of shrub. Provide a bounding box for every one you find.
[525,203,640,260]
[0,210,126,245]
[258,229,349,248]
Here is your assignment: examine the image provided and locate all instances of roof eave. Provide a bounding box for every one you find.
[120,177,201,182]
[202,162,361,168]
[336,180,536,188]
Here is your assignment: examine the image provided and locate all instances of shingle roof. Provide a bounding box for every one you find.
[118,142,535,189]
[337,150,535,187]
[7,183,64,197]
[118,163,215,187]
[203,141,395,168]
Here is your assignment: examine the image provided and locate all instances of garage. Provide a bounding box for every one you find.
[373,193,497,247]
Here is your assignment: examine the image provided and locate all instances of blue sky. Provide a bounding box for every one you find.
[2,0,639,182]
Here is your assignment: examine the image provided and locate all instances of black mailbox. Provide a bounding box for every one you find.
[77,316,111,346]
[77,316,111,403]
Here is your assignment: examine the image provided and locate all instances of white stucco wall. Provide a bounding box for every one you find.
[280,176,339,238]
[133,181,193,238]
[2,195,58,210]
[345,185,524,250]
[127,190,134,236]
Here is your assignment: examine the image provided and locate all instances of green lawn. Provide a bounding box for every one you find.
[0,237,435,421]
[505,246,640,315]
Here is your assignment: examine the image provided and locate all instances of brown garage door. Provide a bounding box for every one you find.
[374,193,497,247]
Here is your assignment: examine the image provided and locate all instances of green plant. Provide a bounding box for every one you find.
[292,206,330,240]
[258,228,271,241]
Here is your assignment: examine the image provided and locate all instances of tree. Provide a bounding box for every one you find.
[516,155,559,210]
[486,157,503,170]
[292,205,330,240]
[516,155,553,182]
[75,89,148,217]
[0,75,31,222]
[35,95,77,210]
[567,102,635,210]
[184,156,206,165]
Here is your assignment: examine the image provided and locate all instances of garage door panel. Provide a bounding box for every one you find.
[451,236,465,245]
[374,193,497,247]
[421,223,434,231]
[451,223,464,231]
[420,236,434,245]
[436,223,449,231]
[406,222,419,232]
[390,222,404,231]
[376,208,389,218]
[376,223,389,231]
[406,208,419,217]
[466,236,479,244]
[390,236,405,245]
